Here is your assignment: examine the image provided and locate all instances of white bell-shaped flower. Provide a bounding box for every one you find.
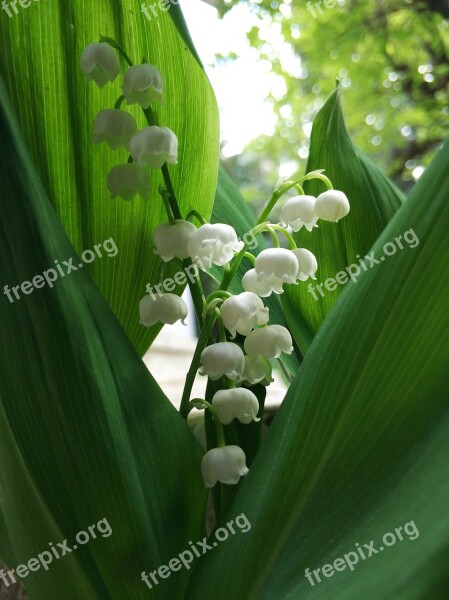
[212,388,260,425]
[200,342,245,381]
[240,355,273,386]
[130,126,178,169]
[188,224,244,270]
[291,248,318,281]
[244,325,293,360]
[139,293,188,327]
[153,220,197,262]
[107,163,151,201]
[254,248,299,295]
[123,64,163,108]
[281,195,318,232]
[80,43,120,89]
[93,109,138,150]
[242,269,274,298]
[220,292,269,338]
[314,190,350,222]
[201,445,249,488]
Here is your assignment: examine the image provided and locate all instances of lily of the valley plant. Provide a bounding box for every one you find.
[81,38,350,494]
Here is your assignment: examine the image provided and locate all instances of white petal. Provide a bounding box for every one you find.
[281,195,318,232]
[107,163,151,201]
[212,388,260,424]
[130,126,178,168]
[242,269,274,298]
[201,446,249,488]
[123,64,164,108]
[315,190,350,222]
[244,325,293,359]
[188,224,243,270]
[139,293,187,327]
[200,342,245,381]
[291,248,318,281]
[220,292,269,338]
[153,220,197,262]
[80,43,120,89]
[93,109,137,150]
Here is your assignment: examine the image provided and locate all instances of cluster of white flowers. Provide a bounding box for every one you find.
[281,190,350,231]
[82,39,351,492]
[80,42,178,201]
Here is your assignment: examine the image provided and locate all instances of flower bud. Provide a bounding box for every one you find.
[281,195,318,232]
[93,109,138,150]
[200,342,245,381]
[242,269,274,298]
[130,126,178,169]
[244,325,293,360]
[188,224,244,270]
[153,220,197,262]
[220,292,269,338]
[139,293,188,327]
[212,388,260,425]
[254,248,299,295]
[80,43,120,89]
[240,355,273,386]
[201,445,249,488]
[123,64,163,108]
[314,190,350,222]
[107,163,151,201]
[291,248,318,281]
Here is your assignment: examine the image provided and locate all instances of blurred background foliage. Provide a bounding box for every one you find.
[204,0,449,203]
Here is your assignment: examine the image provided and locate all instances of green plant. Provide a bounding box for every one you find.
[1,2,448,599]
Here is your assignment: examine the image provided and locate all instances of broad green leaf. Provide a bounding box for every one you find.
[185,138,449,600]
[0,0,219,356]
[0,77,206,600]
[282,86,404,352]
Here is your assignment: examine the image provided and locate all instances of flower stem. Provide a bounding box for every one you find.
[114,94,125,109]
[269,224,297,249]
[186,209,208,225]
[190,399,225,447]
[180,311,217,418]
[99,36,133,66]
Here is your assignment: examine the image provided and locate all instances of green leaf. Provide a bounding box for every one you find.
[185,138,449,599]
[0,0,219,356]
[0,77,206,599]
[282,86,404,353]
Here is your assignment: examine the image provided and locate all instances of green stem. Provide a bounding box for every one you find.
[186,210,208,225]
[216,311,227,342]
[100,36,133,66]
[114,94,125,109]
[180,312,217,418]
[269,224,297,249]
[257,192,282,225]
[158,186,176,224]
[257,170,333,224]
[205,290,232,305]
[190,399,225,447]
[243,252,256,265]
